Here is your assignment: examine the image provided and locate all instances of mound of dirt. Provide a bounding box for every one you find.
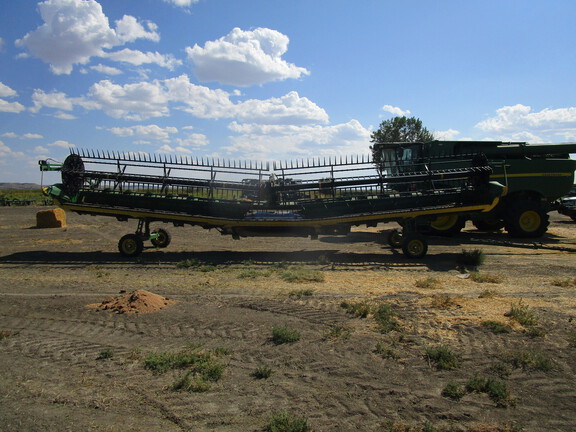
[86,290,175,314]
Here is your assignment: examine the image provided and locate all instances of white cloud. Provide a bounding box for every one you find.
[16,0,160,74]
[31,89,76,112]
[186,27,310,86]
[48,140,75,148]
[175,133,209,148]
[54,111,77,120]
[434,129,460,140]
[225,119,371,160]
[91,64,123,75]
[0,141,25,160]
[0,82,17,98]
[108,124,178,141]
[475,104,576,142]
[163,0,199,7]
[87,79,170,121]
[0,99,26,113]
[104,48,181,70]
[157,144,194,155]
[382,105,411,117]
[114,15,159,44]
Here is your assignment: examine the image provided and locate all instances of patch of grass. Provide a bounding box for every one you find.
[373,304,400,333]
[288,288,315,299]
[175,258,204,269]
[280,268,324,283]
[271,325,301,345]
[316,254,330,265]
[465,376,514,407]
[500,349,553,372]
[470,272,503,284]
[414,276,441,289]
[441,381,467,401]
[198,265,217,272]
[340,300,371,318]
[478,289,501,298]
[0,330,15,340]
[425,345,461,370]
[322,324,351,341]
[144,345,226,379]
[263,411,312,432]
[482,320,511,334]
[238,269,273,279]
[171,371,211,393]
[252,364,274,379]
[430,294,457,309]
[213,346,232,356]
[457,248,486,266]
[96,348,114,360]
[374,341,399,359]
[506,301,538,327]
[380,420,442,432]
[551,277,576,288]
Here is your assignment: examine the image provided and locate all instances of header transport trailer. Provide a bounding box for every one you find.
[39,149,505,259]
[372,141,576,237]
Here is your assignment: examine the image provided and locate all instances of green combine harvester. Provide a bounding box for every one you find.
[40,149,505,258]
[372,141,576,237]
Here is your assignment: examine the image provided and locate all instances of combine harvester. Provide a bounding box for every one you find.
[39,150,504,258]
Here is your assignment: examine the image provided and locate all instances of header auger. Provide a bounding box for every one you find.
[40,148,505,258]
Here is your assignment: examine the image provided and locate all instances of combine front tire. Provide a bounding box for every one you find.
[402,234,428,259]
[151,228,171,248]
[504,201,549,238]
[118,234,144,257]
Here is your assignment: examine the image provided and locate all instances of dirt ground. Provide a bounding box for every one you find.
[1,206,575,432]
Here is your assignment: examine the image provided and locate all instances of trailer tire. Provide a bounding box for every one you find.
[426,215,465,236]
[402,234,428,258]
[118,234,144,257]
[151,228,171,248]
[504,200,549,238]
[388,229,403,248]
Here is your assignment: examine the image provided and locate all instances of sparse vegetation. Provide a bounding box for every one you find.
[171,371,211,393]
[280,268,324,283]
[506,301,538,327]
[551,277,576,288]
[482,320,511,334]
[465,375,514,407]
[374,341,399,359]
[430,294,457,309]
[415,276,441,289]
[96,348,114,360]
[457,249,486,266]
[322,324,351,341]
[271,325,301,345]
[500,349,553,372]
[340,300,371,318]
[470,272,503,284]
[288,288,315,299]
[478,289,501,298]
[252,364,274,379]
[441,381,467,401]
[263,411,312,432]
[238,269,273,279]
[425,345,461,370]
[373,304,400,333]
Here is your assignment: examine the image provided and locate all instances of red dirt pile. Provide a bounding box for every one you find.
[87,290,175,314]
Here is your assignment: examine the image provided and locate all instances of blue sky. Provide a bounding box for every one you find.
[1,0,576,183]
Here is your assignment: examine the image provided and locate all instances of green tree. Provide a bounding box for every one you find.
[370,116,434,167]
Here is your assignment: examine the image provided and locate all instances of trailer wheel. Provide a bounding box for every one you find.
[427,215,465,236]
[151,228,171,248]
[504,200,549,238]
[402,234,428,259]
[118,234,144,257]
[387,229,403,248]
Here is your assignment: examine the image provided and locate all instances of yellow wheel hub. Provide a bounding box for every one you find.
[519,210,541,233]
[430,215,458,231]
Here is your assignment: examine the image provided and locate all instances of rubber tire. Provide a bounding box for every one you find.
[426,215,465,237]
[388,229,403,248]
[151,228,171,248]
[504,200,549,238]
[402,234,428,259]
[118,234,144,257]
[473,218,504,231]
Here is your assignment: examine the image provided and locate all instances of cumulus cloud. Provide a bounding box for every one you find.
[16,0,160,74]
[186,27,310,86]
[104,48,181,70]
[433,129,460,141]
[382,105,411,117]
[91,64,123,75]
[0,82,25,113]
[48,139,75,148]
[108,124,178,141]
[163,0,199,7]
[0,82,18,98]
[475,104,576,142]
[0,141,25,161]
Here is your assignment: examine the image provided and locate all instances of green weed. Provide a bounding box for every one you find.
[280,269,324,283]
[374,341,399,359]
[340,300,371,318]
[482,320,511,334]
[441,381,466,401]
[507,301,538,327]
[500,349,553,372]
[373,304,400,333]
[263,411,312,432]
[96,348,114,360]
[252,364,274,380]
[271,325,301,345]
[425,345,461,370]
[322,324,351,341]
[415,276,441,289]
[457,249,486,266]
[465,375,513,407]
[288,288,315,299]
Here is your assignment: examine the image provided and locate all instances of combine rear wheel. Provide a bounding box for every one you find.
[504,200,549,238]
[118,234,144,257]
[402,233,428,258]
[151,228,171,248]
